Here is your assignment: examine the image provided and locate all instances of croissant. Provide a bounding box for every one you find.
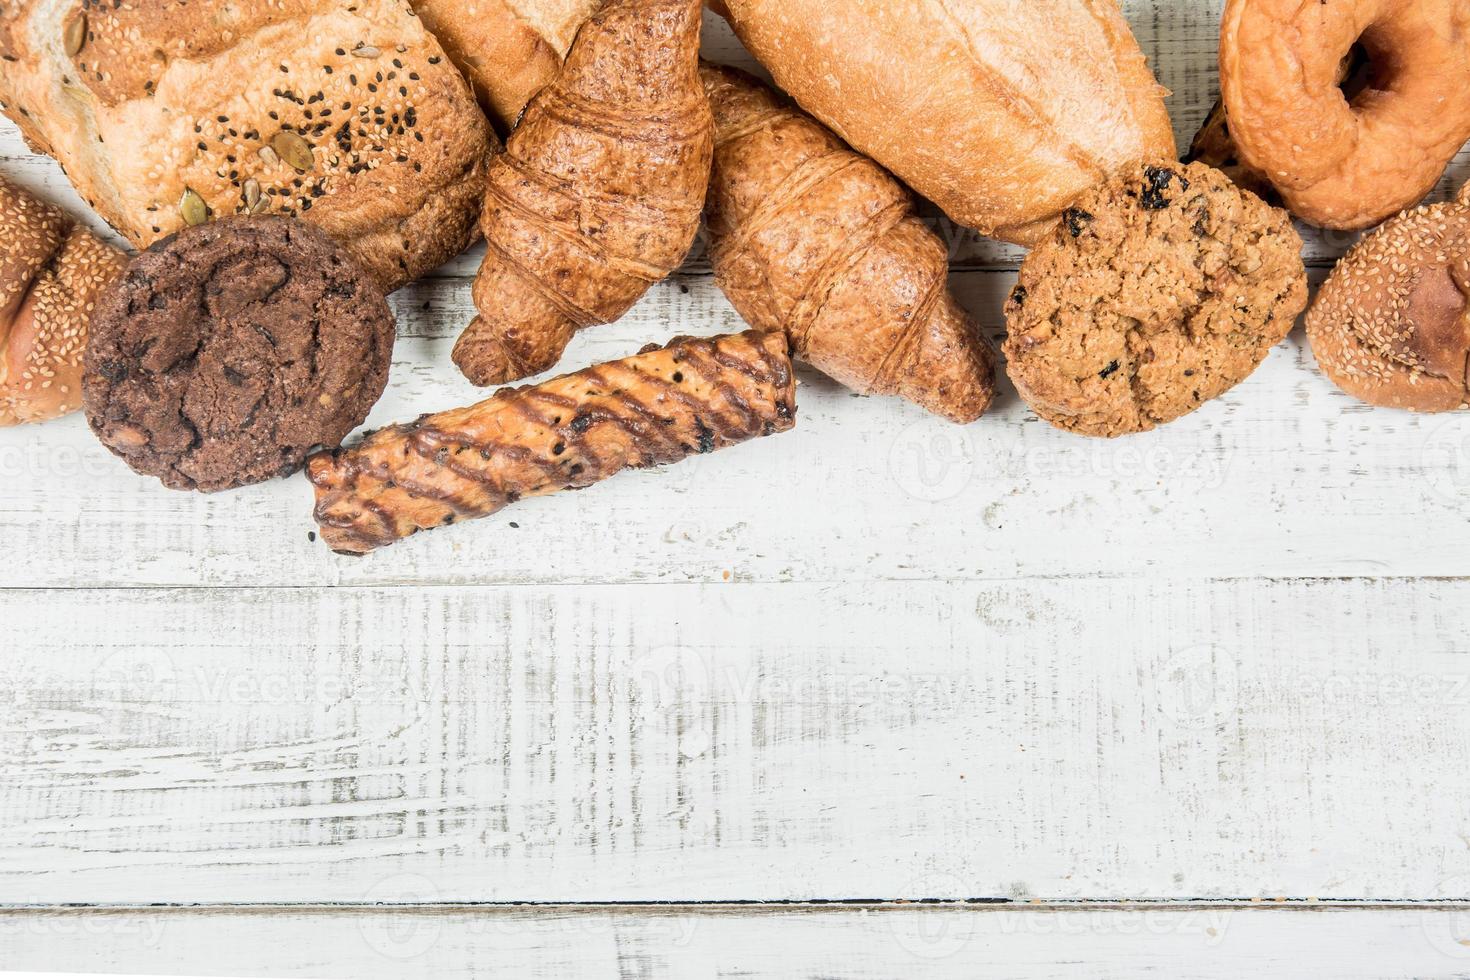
[453,0,713,386]
[701,64,996,424]
[1,174,127,426]
[309,330,795,553]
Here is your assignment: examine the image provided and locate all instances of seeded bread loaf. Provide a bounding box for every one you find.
[0,0,494,291]
[410,0,602,131]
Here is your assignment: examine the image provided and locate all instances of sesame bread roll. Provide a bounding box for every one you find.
[0,0,494,291]
[1307,189,1470,412]
[1,173,126,427]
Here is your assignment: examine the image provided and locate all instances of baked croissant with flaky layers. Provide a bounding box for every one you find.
[702,64,996,424]
[715,0,1176,245]
[1,173,126,427]
[454,0,713,386]
[309,330,796,554]
[0,0,493,292]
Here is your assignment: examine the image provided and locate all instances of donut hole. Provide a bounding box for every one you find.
[1337,42,1376,107]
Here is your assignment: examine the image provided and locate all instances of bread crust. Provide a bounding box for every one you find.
[455,0,712,386]
[0,0,494,291]
[0,173,126,426]
[411,0,602,131]
[717,0,1175,245]
[1307,197,1470,412]
[1220,0,1470,230]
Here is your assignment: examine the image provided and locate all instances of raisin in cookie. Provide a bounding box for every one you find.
[85,217,395,491]
[1003,161,1307,437]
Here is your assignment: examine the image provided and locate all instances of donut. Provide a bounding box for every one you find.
[1306,184,1470,412]
[1220,0,1470,230]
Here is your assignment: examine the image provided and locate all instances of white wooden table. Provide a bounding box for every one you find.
[3,4,1470,976]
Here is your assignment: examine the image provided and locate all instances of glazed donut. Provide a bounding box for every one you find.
[1220,0,1470,230]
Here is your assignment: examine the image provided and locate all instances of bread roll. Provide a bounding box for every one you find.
[1307,189,1470,412]
[410,0,602,130]
[1,173,126,427]
[0,0,493,291]
[715,0,1176,245]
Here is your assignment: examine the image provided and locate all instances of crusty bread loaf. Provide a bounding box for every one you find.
[411,0,601,131]
[0,0,493,291]
[716,0,1176,245]
[1,173,127,426]
[1307,188,1470,412]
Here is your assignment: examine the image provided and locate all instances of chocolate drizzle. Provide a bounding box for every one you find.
[306,330,797,554]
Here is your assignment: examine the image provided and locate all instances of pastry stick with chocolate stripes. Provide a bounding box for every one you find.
[307,330,796,554]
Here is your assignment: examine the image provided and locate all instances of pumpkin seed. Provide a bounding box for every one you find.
[243,178,261,211]
[351,44,381,58]
[63,13,86,57]
[270,130,314,173]
[257,144,280,168]
[250,195,270,215]
[180,187,208,226]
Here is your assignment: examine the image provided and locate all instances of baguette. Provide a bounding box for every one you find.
[702,64,996,424]
[410,0,602,131]
[454,0,712,386]
[308,330,796,554]
[0,0,493,292]
[716,0,1176,245]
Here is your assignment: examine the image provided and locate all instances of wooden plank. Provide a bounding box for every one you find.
[5,266,1470,588]
[1,905,1469,978]
[2,579,1467,904]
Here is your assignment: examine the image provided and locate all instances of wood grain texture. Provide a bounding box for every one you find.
[2,580,1468,904]
[2,905,1470,978]
[4,272,1470,586]
[1,0,1469,941]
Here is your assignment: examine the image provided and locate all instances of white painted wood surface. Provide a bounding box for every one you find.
[4,905,1470,978]
[3,0,1470,975]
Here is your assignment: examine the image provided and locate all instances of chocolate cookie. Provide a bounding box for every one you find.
[84,217,395,491]
[1003,161,1308,437]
